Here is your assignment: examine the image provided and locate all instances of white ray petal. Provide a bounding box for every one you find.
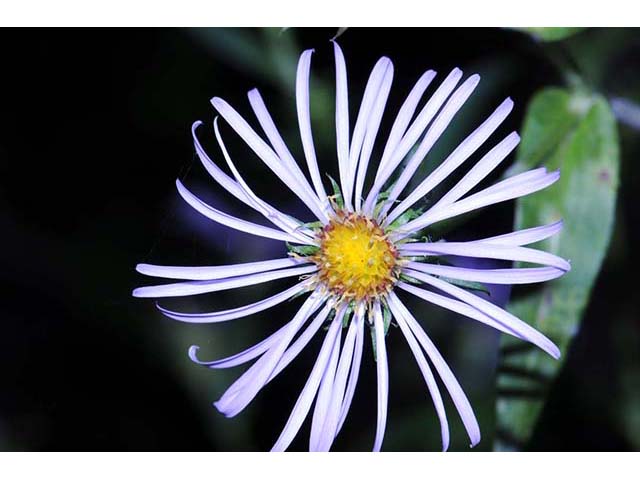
[137,257,308,281]
[395,304,450,451]
[354,60,394,211]
[310,321,342,451]
[400,241,570,271]
[336,304,365,434]
[215,293,325,418]
[404,261,565,285]
[317,313,359,451]
[400,270,560,359]
[174,179,312,244]
[132,264,317,298]
[332,41,352,211]
[475,220,564,247]
[211,96,329,222]
[363,69,466,214]
[372,300,389,452]
[397,281,526,339]
[271,315,343,452]
[388,292,481,447]
[382,96,513,224]
[156,280,312,324]
[394,170,560,237]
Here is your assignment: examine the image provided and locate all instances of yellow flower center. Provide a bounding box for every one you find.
[313,211,399,302]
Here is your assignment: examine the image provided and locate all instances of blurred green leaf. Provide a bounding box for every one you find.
[514,27,585,42]
[495,88,620,450]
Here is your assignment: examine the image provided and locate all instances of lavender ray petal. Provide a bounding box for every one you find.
[332,41,352,211]
[474,220,564,246]
[270,316,342,452]
[395,307,450,451]
[401,270,560,359]
[295,50,332,211]
[156,280,311,323]
[372,301,389,452]
[132,264,317,299]
[336,304,365,433]
[388,292,481,447]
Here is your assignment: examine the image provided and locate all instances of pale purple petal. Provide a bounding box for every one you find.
[137,257,308,281]
[400,241,570,271]
[211,96,329,222]
[395,170,561,237]
[388,292,481,447]
[395,306,450,451]
[336,304,365,434]
[405,261,566,285]
[400,270,560,359]
[374,69,437,185]
[382,95,512,223]
[372,301,389,452]
[271,315,342,452]
[215,293,325,417]
[354,60,394,211]
[309,321,342,451]
[295,50,332,211]
[132,264,317,298]
[398,281,525,339]
[317,312,359,451]
[364,68,463,214]
[174,179,310,243]
[213,117,315,240]
[429,131,520,211]
[475,220,564,247]
[156,280,311,323]
[332,41,352,210]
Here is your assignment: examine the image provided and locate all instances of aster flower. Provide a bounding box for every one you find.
[133,42,570,452]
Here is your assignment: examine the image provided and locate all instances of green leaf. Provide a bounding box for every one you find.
[513,27,586,42]
[385,207,423,232]
[495,88,620,450]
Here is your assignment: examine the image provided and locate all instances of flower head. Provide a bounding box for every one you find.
[134,41,570,451]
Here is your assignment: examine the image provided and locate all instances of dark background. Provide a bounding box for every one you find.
[1,28,638,451]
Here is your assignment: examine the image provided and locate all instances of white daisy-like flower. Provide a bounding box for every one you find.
[133,42,570,452]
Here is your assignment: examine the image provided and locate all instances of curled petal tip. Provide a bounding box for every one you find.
[187,345,201,363]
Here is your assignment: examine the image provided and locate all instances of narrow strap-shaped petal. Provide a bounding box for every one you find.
[429,131,520,212]
[395,305,450,451]
[336,304,365,434]
[388,292,481,447]
[354,60,394,211]
[220,302,332,397]
[295,50,332,211]
[400,270,560,359]
[213,117,315,240]
[374,69,437,185]
[332,41,352,211]
[215,292,325,418]
[211,97,329,222]
[397,281,525,339]
[137,257,307,281]
[132,264,317,298]
[382,95,512,224]
[317,313,359,451]
[310,322,342,451]
[271,315,343,452]
[400,241,570,272]
[156,280,312,323]
[405,261,565,285]
[474,220,564,247]
[372,300,389,452]
[174,179,311,244]
[363,69,467,215]
[394,169,560,237]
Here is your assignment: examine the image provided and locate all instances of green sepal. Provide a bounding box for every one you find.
[286,242,320,257]
[385,207,423,232]
[326,174,344,209]
[441,277,491,296]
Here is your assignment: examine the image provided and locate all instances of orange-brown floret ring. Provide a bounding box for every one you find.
[311,211,401,304]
